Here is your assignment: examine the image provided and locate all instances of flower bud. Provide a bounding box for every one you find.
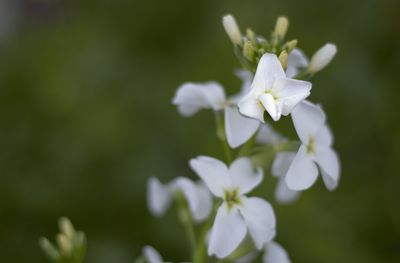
[284,39,298,52]
[222,14,242,45]
[278,50,288,68]
[59,217,75,239]
[56,234,73,256]
[39,237,60,261]
[274,16,289,39]
[308,43,337,73]
[243,40,255,61]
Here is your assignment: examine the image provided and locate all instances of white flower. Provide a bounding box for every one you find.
[222,14,242,45]
[308,43,337,73]
[190,156,276,258]
[143,246,164,263]
[238,53,312,122]
[172,82,226,117]
[285,101,340,191]
[286,48,309,78]
[147,176,212,222]
[263,241,291,263]
[172,72,260,149]
[271,152,300,204]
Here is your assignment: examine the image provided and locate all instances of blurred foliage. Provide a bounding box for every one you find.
[0,0,399,262]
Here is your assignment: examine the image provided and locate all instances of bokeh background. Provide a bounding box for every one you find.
[0,0,399,262]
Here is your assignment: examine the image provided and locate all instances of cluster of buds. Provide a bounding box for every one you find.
[39,217,86,263]
[223,14,336,77]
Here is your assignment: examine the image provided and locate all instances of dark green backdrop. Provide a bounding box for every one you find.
[0,0,399,262]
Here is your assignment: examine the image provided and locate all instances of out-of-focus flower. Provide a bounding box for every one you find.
[238,53,312,122]
[172,82,226,117]
[143,246,164,263]
[255,122,287,145]
[147,176,212,222]
[190,156,276,258]
[285,101,340,191]
[271,152,300,204]
[263,241,291,263]
[308,43,337,73]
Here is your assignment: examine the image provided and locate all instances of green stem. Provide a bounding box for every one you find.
[215,112,233,164]
[176,192,197,255]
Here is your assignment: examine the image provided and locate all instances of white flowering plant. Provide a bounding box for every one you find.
[40,14,340,263]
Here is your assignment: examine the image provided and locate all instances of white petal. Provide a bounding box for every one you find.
[172,82,226,116]
[251,53,286,94]
[194,182,213,221]
[263,241,291,263]
[225,106,260,148]
[143,246,163,263]
[239,197,276,249]
[259,93,281,121]
[315,124,334,147]
[235,69,253,95]
[238,92,265,122]
[173,177,212,222]
[275,178,301,204]
[286,48,309,78]
[189,156,231,197]
[229,157,263,195]
[271,152,296,177]
[314,146,340,191]
[272,78,311,116]
[256,123,286,145]
[291,101,326,144]
[208,203,247,258]
[147,177,172,217]
[285,145,319,191]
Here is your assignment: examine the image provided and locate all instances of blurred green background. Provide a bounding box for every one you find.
[0,0,399,262]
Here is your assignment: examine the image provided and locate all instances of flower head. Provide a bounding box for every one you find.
[147,176,212,222]
[238,53,312,122]
[190,156,276,258]
[285,101,340,191]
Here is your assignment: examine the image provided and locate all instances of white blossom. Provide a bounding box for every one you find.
[256,122,287,145]
[172,72,260,149]
[308,43,337,73]
[238,53,312,122]
[285,101,340,191]
[190,156,276,258]
[271,152,300,204]
[147,176,212,222]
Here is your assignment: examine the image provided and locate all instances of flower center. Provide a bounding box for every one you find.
[223,188,241,209]
[306,136,315,154]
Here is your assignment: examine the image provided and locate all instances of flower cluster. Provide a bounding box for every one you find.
[144,14,340,263]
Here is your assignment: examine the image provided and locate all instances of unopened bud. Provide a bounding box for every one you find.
[222,14,242,45]
[243,41,255,61]
[246,28,256,42]
[57,234,73,256]
[278,50,288,68]
[284,39,298,52]
[39,237,60,261]
[59,217,75,239]
[274,16,289,39]
[308,43,337,73]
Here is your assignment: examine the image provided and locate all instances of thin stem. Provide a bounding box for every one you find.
[215,112,233,164]
[176,192,197,255]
